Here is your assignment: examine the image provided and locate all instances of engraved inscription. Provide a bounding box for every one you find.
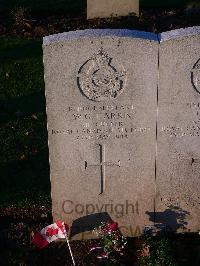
[161,102,200,138]
[77,48,127,101]
[191,58,200,94]
[51,104,151,141]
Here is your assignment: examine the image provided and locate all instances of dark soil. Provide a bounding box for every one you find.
[0,6,200,38]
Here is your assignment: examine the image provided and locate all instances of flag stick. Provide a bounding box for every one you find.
[65,234,76,266]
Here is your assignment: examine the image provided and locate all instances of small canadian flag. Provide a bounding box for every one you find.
[32,221,69,249]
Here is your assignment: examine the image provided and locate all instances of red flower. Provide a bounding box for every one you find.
[106,222,118,232]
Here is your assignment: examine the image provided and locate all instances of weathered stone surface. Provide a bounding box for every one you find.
[87,0,139,19]
[156,27,200,232]
[43,29,158,239]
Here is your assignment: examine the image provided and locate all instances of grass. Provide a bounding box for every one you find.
[141,0,200,8]
[0,38,50,206]
[0,0,86,15]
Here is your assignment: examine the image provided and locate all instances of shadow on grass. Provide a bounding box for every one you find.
[0,90,46,123]
[0,37,44,106]
[0,38,45,122]
[0,0,86,16]
[0,37,48,207]
[0,38,42,62]
[0,149,50,206]
[140,0,196,9]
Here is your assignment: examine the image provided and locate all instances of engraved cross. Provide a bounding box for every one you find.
[85,144,120,195]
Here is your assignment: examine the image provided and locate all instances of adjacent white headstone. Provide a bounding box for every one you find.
[87,0,139,19]
[156,27,200,233]
[43,29,158,239]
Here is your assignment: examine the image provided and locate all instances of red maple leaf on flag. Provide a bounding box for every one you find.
[46,227,58,237]
[32,221,69,250]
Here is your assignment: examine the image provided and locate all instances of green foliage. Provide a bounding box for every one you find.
[93,222,127,265]
[137,236,177,266]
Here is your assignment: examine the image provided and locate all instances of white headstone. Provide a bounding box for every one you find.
[156,27,200,233]
[87,0,139,19]
[43,29,158,239]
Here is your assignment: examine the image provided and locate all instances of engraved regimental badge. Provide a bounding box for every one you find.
[77,48,127,101]
[191,58,200,94]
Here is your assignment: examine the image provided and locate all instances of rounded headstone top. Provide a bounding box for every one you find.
[43,29,158,45]
[159,26,200,42]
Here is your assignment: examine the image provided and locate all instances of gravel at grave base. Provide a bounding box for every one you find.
[0,7,199,38]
